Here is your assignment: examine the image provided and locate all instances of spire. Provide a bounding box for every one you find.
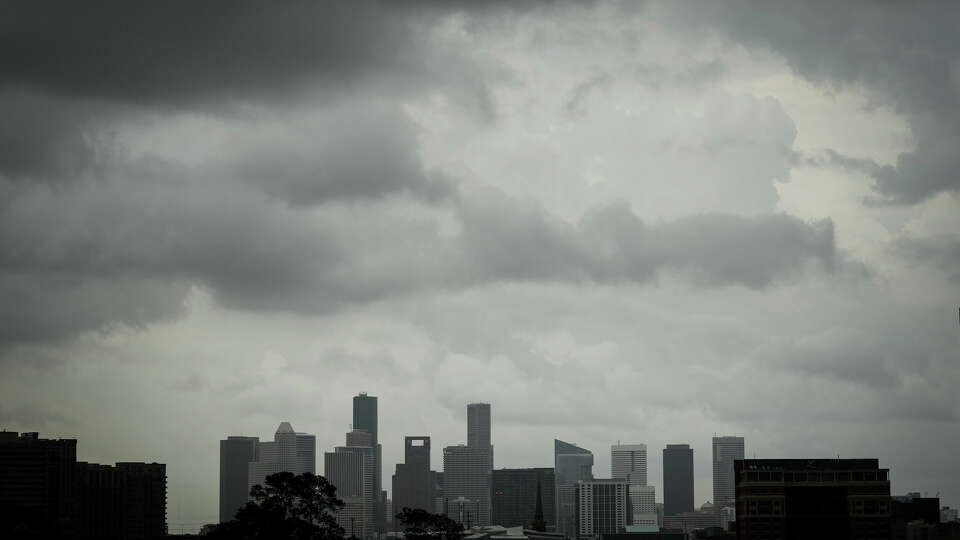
[532,478,546,532]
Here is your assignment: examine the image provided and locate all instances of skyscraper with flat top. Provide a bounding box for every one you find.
[467,403,493,470]
[220,436,259,522]
[443,445,492,526]
[393,436,433,518]
[712,436,744,514]
[611,444,647,486]
[663,444,694,517]
[353,393,382,532]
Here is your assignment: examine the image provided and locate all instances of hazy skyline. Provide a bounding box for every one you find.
[1,0,958,532]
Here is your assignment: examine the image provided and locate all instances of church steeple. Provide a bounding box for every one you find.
[532,477,546,532]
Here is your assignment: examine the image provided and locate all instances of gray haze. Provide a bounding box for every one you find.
[1,0,958,532]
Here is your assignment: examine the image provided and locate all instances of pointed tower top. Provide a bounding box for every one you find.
[276,421,295,434]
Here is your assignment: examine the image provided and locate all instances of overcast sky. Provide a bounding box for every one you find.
[2,0,959,532]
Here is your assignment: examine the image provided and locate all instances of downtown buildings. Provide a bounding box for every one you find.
[0,430,167,539]
[611,443,656,527]
[491,467,556,530]
[442,403,494,527]
[575,479,630,538]
[392,436,434,517]
[325,429,376,539]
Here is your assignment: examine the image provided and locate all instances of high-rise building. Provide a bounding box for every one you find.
[712,436,744,514]
[327,429,376,539]
[663,444,694,517]
[611,444,647,487]
[467,403,492,449]
[0,431,167,539]
[393,436,434,519]
[353,393,382,533]
[555,439,594,538]
[575,479,629,539]
[248,422,316,495]
[630,485,658,527]
[443,445,492,526]
[220,436,259,522]
[491,468,556,530]
[734,458,891,540]
[115,462,168,540]
[0,431,79,537]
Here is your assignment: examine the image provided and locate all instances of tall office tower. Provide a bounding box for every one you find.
[392,436,433,518]
[353,393,382,532]
[443,445,493,526]
[432,471,445,514]
[220,436,259,522]
[467,403,493,471]
[330,430,376,539]
[735,459,891,540]
[0,431,79,537]
[611,444,647,486]
[491,468,556,530]
[663,444,694,516]
[555,439,594,538]
[712,436,744,515]
[575,479,629,539]
[325,450,367,539]
[248,422,316,495]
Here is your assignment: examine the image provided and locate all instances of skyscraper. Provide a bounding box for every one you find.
[575,479,629,539]
[393,437,434,518]
[555,439,594,538]
[491,468,556,530]
[712,436,744,514]
[325,450,368,539]
[443,445,492,526]
[467,403,493,470]
[353,393,382,533]
[611,444,647,486]
[663,444,694,517]
[248,422,316,495]
[219,436,259,522]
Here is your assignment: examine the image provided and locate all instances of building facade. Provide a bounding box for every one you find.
[576,479,629,539]
[219,436,259,522]
[734,458,891,540]
[662,444,694,517]
[711,436,744,515]
[443,445,493,526]
[491,467,556,530]
[630,485,657,528]
[392,436,434,518]
[353,393,383,533]
[611,444,647,487]
[247,422,316,495]
[556,440,595,538]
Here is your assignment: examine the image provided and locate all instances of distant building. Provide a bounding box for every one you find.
[661,501,719,534]
[326,429,377,539]
[891,493,940,540]
[711,437,743,514]
[0,431,167,539]
[662,444,694,516]
[491,468,556,530]
[353,393,383,533]
[576,479,629,539]
[734,458,891,540]
[556,440,594,538]
[247,422,316,495]
[443,445,492,526]
[468,403,492,452]
[942,506,959,523]
[219,435,258,522]
[393,436,434,518]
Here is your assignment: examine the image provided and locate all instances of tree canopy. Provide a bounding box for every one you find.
[396,507,464,540]
[208,471,345,540]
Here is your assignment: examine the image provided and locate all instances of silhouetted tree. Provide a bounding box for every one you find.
[396,507,464,540]
[207,471,345,540]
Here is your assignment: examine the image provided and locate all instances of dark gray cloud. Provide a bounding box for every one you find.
[1,1,436,107]
[219,105,454,205]
[670,0,960,204]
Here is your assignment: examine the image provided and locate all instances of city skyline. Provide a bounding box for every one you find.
[2,0,959,536]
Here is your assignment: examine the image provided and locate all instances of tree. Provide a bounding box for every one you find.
[396,507,464,540]
[207,472,345,540]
